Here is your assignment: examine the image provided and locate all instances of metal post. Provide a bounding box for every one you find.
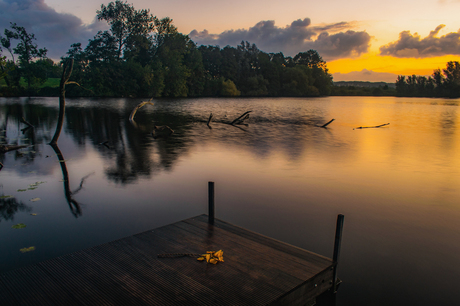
[332,214,344,293]
[208,181,215,225]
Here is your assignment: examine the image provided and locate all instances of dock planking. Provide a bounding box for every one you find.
[0,214,339,305]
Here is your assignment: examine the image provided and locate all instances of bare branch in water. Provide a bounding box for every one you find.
[354,123,390,130]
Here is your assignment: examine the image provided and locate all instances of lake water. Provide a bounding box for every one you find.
[0,96,459,305]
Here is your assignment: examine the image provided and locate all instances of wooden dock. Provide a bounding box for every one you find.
[0,182,344,305]
[0,214,342,305]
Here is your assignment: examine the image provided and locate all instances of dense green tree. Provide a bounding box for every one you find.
[396,61,460,97]
[2,23,48,93]
[220,78,240,96]
[443,61,460,97]
[96,0,156,60]
[1,28,18,62]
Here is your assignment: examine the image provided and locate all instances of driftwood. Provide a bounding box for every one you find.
[320,119,335,128]
[207,113,213,129]
[129,100,154,124]
[20,117,34,129]
[129,100,174,138]
[205,111,251,131]
[152,125,174,139]
[0,144,27,153]
[230,111,251,125]
[99,141,111,149]
[354,123,390,130]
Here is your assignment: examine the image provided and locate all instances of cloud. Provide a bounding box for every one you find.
[189,18,371,60]
[0,0,105,60]
[379,25,460,58]
[332,69,399,82]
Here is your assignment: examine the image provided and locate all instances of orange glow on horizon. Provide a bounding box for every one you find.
[328,53,460,77]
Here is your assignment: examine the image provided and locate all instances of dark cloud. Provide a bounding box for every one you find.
[379,25,460,58]
[0,0,105,60]
[189,18,371,60]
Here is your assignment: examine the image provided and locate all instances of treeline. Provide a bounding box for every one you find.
[396,61,460,98]
[0,0,333,98]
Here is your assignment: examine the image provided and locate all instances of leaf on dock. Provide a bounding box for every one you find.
[197,250,224,264]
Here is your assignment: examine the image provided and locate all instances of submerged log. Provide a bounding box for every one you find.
[0,144,27,153]
[354,123,390,130]
[152,125,174,139]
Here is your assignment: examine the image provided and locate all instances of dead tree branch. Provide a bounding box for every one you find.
[230,111,252,125]
[0,144,27,153]
[354,123,390,130]
[129,99,154,125]
[320,119,335,128]
[207,113,213,129]
[50,59,74,145]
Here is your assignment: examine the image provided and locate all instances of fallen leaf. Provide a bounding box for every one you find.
[30,213,38,216]
[197,250,224,264]
[12,223,26,229]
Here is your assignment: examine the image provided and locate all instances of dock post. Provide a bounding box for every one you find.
[332,214,344,293]
[208,181,215,224]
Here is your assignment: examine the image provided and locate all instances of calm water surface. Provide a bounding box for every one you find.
[1,96,459,305]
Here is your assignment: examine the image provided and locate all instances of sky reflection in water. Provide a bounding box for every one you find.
[0,96,459,305]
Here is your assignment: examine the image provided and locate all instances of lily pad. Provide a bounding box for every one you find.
[20,246,35,253]
[29,198,40,202]
[12,223,26,229]
[0,195,13,199]
[29,181,46,188]
[27,187,37,190]
[30,213,38,216]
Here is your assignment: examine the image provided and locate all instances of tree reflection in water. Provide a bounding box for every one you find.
[0,197,31,222]
[50,143,94,218]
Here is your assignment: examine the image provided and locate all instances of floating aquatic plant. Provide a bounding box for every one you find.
[12,223,26,229]
[20,246,35,253]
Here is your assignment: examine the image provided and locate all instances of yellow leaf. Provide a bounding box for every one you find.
[209,258,218,264]
[205,254,211,262]
[197,257,205,261]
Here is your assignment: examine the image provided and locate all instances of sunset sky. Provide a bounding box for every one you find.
[1,0,460,82]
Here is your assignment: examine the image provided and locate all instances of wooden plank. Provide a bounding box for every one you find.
[181,216,331,274]
[0,215,337,305]
[132,225,283,305]
[193,215,332,266]
[0,277,17,305]
[85,237,224,305]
